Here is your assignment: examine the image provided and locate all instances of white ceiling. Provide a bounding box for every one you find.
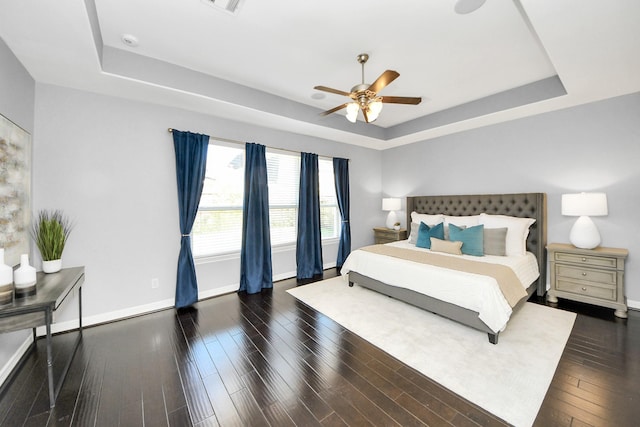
[1,0,639,149]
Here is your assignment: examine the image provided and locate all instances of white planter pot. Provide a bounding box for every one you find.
[42,259,62,274]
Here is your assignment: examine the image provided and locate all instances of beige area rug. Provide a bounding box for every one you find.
[287,276,576,427]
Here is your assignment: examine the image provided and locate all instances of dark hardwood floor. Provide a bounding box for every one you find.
[0,269,638,426]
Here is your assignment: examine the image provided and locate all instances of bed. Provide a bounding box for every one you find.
[342,193,547,344]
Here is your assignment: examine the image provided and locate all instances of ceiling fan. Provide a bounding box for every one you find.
[314,53,422,123]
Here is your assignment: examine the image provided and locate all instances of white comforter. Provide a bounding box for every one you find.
[340,240,540,333]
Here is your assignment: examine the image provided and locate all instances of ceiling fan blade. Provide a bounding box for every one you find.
[314,85,352,97]
[320,103,350,116]
[367,70,400,94]
[381,96,422,105]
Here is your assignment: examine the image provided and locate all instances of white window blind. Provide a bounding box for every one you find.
[318,158,340,240]
[266,150,300,246]
[192,143,339,258]
[192,144,244,256]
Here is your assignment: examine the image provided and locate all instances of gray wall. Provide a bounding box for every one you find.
[0,37,35,382]
[382,92,640,303]
[32,83,382,325]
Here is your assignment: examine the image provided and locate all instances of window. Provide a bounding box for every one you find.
[318,158,340,240]
[266,150,300,246]
[192,144,244,256]
[191,143,339,257]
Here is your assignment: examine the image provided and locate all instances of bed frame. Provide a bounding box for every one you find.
[348,193,547,344]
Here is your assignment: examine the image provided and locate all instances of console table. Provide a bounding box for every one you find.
[0,266,84,408]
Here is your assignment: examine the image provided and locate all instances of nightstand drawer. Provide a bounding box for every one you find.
[373,227,407,244]
[554,252,618,269]
[375,229,399,239]
[555,265,617,286]
[556,278,616,301]
[375,236,397,244]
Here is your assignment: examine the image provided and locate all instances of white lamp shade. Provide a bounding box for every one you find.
[382,198,401,211]
[367,99,383,122]
[345,102,359,123]
[561,193,608,216]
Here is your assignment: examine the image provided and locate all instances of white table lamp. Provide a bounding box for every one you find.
[562,192,608,249]
[382,198,401,229]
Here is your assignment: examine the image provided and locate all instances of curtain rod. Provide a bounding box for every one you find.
[167,128,349,160]
[168,127,244,146]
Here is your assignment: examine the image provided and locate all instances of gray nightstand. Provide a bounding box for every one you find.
[373,227,407,244]
[547,243,628,318]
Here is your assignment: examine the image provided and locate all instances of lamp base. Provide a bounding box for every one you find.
[569,216,601,249]
[385,211,398,229]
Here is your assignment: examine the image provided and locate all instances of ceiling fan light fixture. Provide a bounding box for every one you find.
[316,53,421,124]
[367,98,383,122]
[346,102,359,123]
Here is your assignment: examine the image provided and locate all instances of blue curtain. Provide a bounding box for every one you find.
[333,157,351,268]
[296,152,323,279]
[239,143,273,294]
[172,130,209,308]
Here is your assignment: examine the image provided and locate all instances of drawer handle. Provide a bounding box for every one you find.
[582,272,587,276]
[581,257,587,262]
[581,287,587,291]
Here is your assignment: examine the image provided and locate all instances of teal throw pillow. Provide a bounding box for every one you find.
[449,223,484,256]
[416,222,444,249]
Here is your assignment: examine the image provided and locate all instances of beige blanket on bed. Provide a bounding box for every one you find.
[359,245,527,307]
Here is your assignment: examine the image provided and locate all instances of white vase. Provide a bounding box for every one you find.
[42,259,62,274]
[0,249,13,305]
[14,254,37,298]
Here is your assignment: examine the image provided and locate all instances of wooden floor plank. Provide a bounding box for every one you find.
[201,372,244,427]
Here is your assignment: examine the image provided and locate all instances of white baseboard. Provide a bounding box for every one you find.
[198,284,238,300]
[199,262,337,299]
[0,335,33,387]
[35,296,176,336]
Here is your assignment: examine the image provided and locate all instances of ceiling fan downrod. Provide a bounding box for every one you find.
[353,53,370,93]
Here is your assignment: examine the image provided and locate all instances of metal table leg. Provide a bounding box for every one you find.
[52,286,83,405]
[45,308,55,408]
[46,285,84,408]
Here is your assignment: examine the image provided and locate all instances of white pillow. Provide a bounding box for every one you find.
[443,215,480,240]
[479,213,535,257]
[443,215,480,227]
[411,212,444,225]
[408,213,444,243]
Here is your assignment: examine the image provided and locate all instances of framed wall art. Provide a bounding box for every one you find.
[0,113,31,267]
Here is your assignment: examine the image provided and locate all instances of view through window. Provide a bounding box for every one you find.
[192,143,339,257]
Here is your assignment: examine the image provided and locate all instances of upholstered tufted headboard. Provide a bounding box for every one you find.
[406,193,547,296]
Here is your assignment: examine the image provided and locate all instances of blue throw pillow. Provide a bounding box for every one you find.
[449,223,484,256]
[416,222,444,249]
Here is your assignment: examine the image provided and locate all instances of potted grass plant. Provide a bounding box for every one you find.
[32,210,73,273]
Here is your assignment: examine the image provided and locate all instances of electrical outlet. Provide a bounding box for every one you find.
[151,278,159,289]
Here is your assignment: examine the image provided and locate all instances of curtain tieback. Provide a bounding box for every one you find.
[181,234,191,237]
[342,220,349,223]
